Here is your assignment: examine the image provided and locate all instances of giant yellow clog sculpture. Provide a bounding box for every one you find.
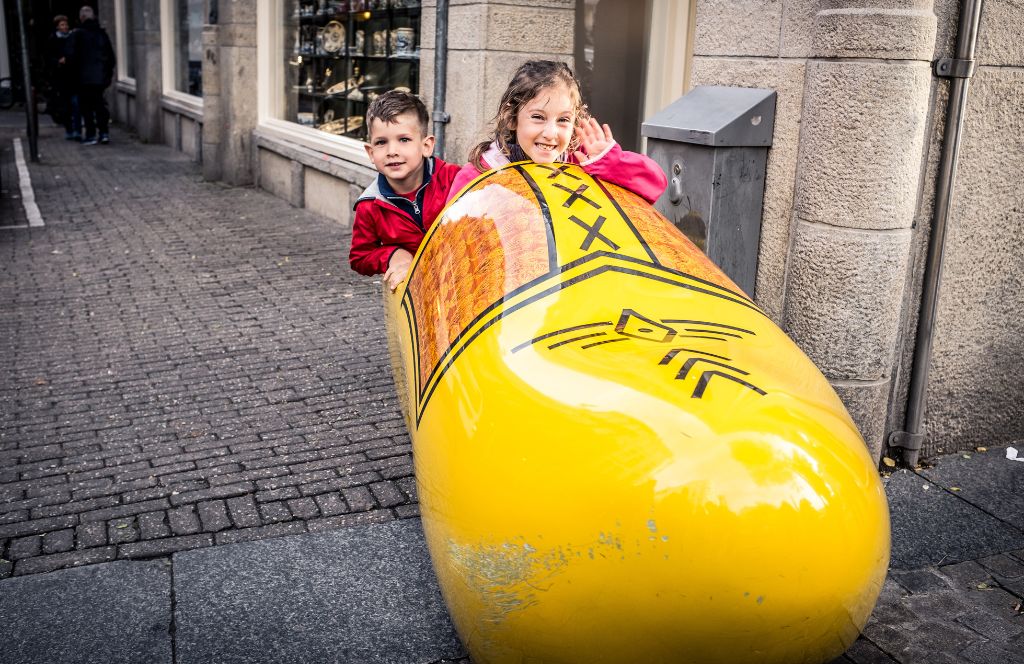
[383,162,890,664]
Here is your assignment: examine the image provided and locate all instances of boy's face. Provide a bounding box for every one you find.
[365,113,434,194]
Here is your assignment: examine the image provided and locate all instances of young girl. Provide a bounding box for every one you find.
[447,60,667,203]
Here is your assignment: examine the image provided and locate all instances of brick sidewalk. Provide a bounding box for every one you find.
[0,121,415,577]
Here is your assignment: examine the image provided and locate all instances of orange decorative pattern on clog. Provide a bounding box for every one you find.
[602,183,743,296]
[406,171,551,392]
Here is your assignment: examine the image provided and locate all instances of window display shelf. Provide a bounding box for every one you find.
[287,0,421,141]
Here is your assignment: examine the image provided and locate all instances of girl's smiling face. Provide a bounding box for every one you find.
[514,83,577,164]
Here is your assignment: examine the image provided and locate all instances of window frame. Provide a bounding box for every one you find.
[114,0,137,88]
[256,0,372,168]
[642,0,694,123]
[160,0,205,112]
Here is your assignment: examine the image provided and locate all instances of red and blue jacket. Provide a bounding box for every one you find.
[348,156,461,276]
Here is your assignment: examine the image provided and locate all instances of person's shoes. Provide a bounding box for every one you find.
[98,134,109,144]
[81,137,98,146]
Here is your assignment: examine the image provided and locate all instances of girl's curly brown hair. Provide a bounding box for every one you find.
[469,60,589,172]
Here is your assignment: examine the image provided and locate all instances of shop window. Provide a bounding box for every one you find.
[174,0,203,96]
[115,0,136,82]
[575,0,649,152]
[575,0,692,152]
[124,1,136,79]
[283,0,421,142]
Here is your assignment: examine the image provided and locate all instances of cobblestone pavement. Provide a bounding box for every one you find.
[1,120,416,577]
[840,554,1024,663]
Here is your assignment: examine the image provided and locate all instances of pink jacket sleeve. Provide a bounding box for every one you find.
[446,144,667,205]
[447,163,486,203]
[577,142,667,204]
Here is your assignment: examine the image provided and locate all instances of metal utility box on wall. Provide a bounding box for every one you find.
[642,86,777,297]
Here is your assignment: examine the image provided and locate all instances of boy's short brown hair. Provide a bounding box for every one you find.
[365,90,430,139]
[53,14,69,27]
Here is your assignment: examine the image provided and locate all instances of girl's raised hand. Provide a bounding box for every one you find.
[574,117,615,162]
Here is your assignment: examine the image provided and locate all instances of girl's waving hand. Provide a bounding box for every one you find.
[574,117,615,163]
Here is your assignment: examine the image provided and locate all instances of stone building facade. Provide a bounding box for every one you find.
[98,0,1023,461]
[689,0,1023,460]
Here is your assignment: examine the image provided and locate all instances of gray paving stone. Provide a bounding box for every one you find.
[168,505,202,536]
[920,451,1024,530]
[213,521,307,545]
[939,560,993,589]
[370,481,407,508]
[138,510,172,540]
[0,559,171,664]
[41,529,74,554]
[74,521,107,548]
[108,517,139,544]
[997,575,1024,600]
[174,519,464,664]
[890,568,954,594]
[904,620,979,655]
[842,638,899,663]
[196,500,232,532]
[118,534,214,559]
[13,545,117,577]
[8,535,42,560]
[956,605,1024,642]
[259,501,293,523]
[225,494,261,527]
[958,639,1024,664]
[861,622,913,660]
[286,496,319,519]
[978,553,1024,580]
[343,485,377,512]
[885,470,1024,569]
[313,491,348,516]
[395,503,421,518]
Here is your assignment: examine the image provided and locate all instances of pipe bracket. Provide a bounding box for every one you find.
[433,110,451,124]
[888,430,926,451]
[934,57,976,79]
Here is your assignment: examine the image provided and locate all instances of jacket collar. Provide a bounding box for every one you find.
[481,141,569,168]
[357,156,435,207]
[482,142,510,169]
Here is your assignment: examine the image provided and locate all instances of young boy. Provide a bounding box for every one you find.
[349,91,460,291]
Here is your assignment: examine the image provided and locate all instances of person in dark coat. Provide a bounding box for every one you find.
[67,6,116,145]
[45,14,80,140]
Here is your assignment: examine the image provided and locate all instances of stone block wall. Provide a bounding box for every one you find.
[692,0,1024,458]
[692,0,939,459]
[908,1,1024,454]
[134,0,164,145]
[211,2,257,185]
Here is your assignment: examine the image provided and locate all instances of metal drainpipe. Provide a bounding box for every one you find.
[431,0,450,158]
[888,0,985,467]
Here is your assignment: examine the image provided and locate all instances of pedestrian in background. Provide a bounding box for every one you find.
[45,14,80,141]
[67,6,115,145]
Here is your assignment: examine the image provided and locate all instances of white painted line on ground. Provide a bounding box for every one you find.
[13,138,44,227]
